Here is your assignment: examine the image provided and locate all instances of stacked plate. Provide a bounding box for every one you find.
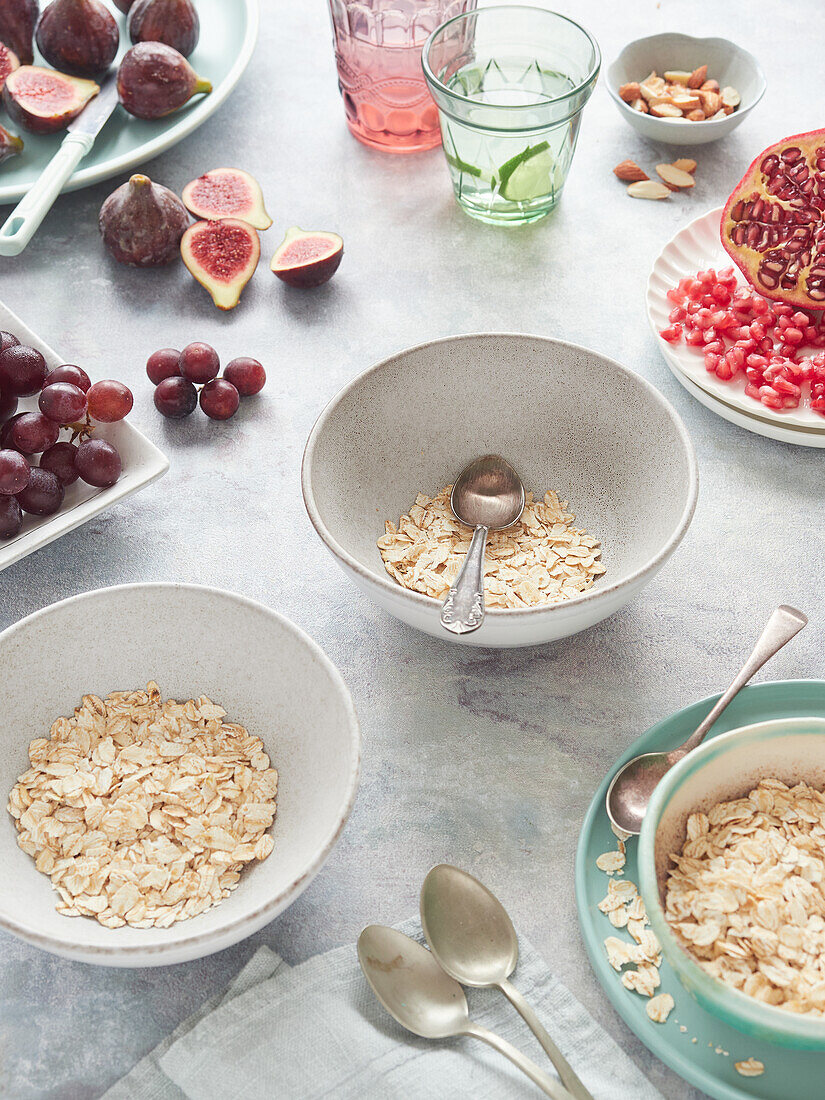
[647,208,825,448]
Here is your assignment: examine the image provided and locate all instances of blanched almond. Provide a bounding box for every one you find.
[672,157,697,174]
[618,81,642,103]
[686,109,705,122]
[670,94,702,110]
[627,180,671,200]
[721,86,741,107]
[708,109,728,120]
[664,70,691,84]
[657,163,696,189]
[687,65,707,89]
[650,102,683,118]
[630,97,649,114]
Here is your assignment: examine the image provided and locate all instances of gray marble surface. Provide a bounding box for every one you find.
[0,1,822,1097]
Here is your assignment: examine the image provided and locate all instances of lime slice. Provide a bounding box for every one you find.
[444,151,484,178]
[498,142,554,202]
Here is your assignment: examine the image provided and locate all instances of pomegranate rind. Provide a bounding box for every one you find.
[181,168,273,231]
[180,218,261,311]
[270,227,343,289]
[2,66,99,134]
[721,129,825,308]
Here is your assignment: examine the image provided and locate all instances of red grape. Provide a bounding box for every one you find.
[0,331,19,354]
[179,342,219,384]
[199,378,239,421]
[0,449,30,495]
[39,382,87,424]
[40,442,79,486]
[16,467,63,515]
[0,386,17,422]
[87,380,133,423]
[43,364,91,392]
[146,348,181,385]
[0,494,22,538]
[76,438,121,487]
[223,357,265,396]
[0,413,24,450]
[0,345,47,397]
[10,412,59,455]
[154,376,197,418]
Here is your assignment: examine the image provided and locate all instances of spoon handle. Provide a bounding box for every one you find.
[463,1022,576,1100]
[676,604,807,758]
[499,979,594,1100]
[441,525,488,634]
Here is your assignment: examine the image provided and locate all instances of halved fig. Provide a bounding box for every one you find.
[0,0,38,66]
[99,174,190,266]
[0,124,24,164]
[3,66,99,134]
[181,168,272,231]
[181,218,260,311]
[127,0,199,58]
[117,41,211,119]
[0,43,20,90]
[113,0,134,11]
[721,129,825,307]
[36,0,119,78]
[271,227,343,288]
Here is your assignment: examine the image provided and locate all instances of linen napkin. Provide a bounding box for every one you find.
[104,917,663,1100]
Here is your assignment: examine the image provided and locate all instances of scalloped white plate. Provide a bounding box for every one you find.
[647,206,825,446]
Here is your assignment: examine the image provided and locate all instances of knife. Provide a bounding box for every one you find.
[0,74,120,257]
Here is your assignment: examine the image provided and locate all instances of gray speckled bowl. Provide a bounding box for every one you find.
[302,334,698,647]
[607,33,766,146]
[0,584,360,967]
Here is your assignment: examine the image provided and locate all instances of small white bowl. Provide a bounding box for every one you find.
[606,33,766,146]
[0,583,360,967]
[302,334,698,648]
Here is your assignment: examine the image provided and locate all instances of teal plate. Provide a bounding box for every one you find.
[575,680,825,1100]
[0,0,259,205]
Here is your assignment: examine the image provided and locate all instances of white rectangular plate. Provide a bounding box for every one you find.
[0,299,169,572]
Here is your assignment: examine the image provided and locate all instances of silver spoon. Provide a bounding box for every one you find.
[421,865,594,1100]
[358,924,575,1100]
[606,604,807,836]
[441,454,525,635]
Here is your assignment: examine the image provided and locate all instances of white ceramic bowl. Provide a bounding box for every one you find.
[606,33,766,146]
[302,334,698,648]
[639,717,825,1049]
[0,584,360,967]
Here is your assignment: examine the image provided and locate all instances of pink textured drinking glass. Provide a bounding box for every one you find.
[327,0,475,153]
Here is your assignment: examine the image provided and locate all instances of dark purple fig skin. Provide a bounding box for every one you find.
[36,0,119,78]
[99,173,190,266]
[3,66,99,135]
[117,42,210,119]
[0,0,38,65]
[127,0,199,58]
[0,123,23,164]
[113,0,135,10]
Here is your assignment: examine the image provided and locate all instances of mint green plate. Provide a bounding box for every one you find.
[0,0,259,205]
[575,680,825,1100]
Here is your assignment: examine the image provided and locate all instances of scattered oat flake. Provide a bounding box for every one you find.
[646,993,675,1023]
[596,850,626,873]
[611,821,632,843]
[735,1058,765,1078]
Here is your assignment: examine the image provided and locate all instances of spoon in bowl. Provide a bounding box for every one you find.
[420,865,593,1100]
[441,454,525,635]
[358,924,575,1099]
[606,604,807,837]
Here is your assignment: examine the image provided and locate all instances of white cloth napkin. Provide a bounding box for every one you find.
[104,918,663,1100]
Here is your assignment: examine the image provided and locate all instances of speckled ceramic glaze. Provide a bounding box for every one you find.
[0,584,360,967]
[607,33,766,146]
[302,334,698,647]
[639,717,825,1048]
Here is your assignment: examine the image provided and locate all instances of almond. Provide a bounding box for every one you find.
[627,180,671,200]
[613,159,649,181]
[721,86,741,108]
[650,102,683,118]
[656,163,696,190]
[670,93,702,111]
[708,109,728,121]
[700,79,720,93]
[686,109,705,122]
[664,70,691,84]
[630,97,649,114]
[687,65,707,89]
[618,81,641,103]
[699,90,721,115]
[672,157,697,174]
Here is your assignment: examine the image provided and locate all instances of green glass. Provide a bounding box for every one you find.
[422,6,600,225]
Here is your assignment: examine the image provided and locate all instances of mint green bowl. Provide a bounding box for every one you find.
[638,716,825,1050]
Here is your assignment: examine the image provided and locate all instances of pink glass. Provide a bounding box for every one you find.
[328,0,475,153]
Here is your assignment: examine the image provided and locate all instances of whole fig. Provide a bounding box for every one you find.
[117,42,211,119]
[0,0,38,65]
[99,174,190,267]
[128,0,199,58]
[36,0,119,78]
[113,0,134,10]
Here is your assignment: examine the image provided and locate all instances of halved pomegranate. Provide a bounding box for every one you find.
[181,168,272,231]
[3,65,99,134]
[180,218,260,311]
[271,227,343,289]
[721,129,825,307]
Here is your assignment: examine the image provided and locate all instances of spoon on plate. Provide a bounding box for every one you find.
[441,454,525,635]
[420,864,594,1100]
[606,604,807,836]
[358,924,575,1099]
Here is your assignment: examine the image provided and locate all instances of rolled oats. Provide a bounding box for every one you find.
[646,993,675,1023]
[734,1058,765,1078]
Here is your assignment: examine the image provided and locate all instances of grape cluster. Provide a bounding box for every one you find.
[0,330,133,541]
[148,342,265,420]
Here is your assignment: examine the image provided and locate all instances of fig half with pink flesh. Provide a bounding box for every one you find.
[0,0,38,66]
[127,0,199,58]
[181,218,260,311]
[0,43,20,90]
[99,174,190,266]
[271,227,343,288]
[36,0,119,78]
[181,168,272,231]
[117,41,211,119]
[0,124,24,164]
[3,66,98,134]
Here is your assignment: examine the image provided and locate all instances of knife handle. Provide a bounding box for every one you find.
[0,131,95,257]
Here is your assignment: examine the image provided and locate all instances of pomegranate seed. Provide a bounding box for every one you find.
[716,359,733,380]
[660,325,682,342]
[705,352,721,372]
[669,306,687,323]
